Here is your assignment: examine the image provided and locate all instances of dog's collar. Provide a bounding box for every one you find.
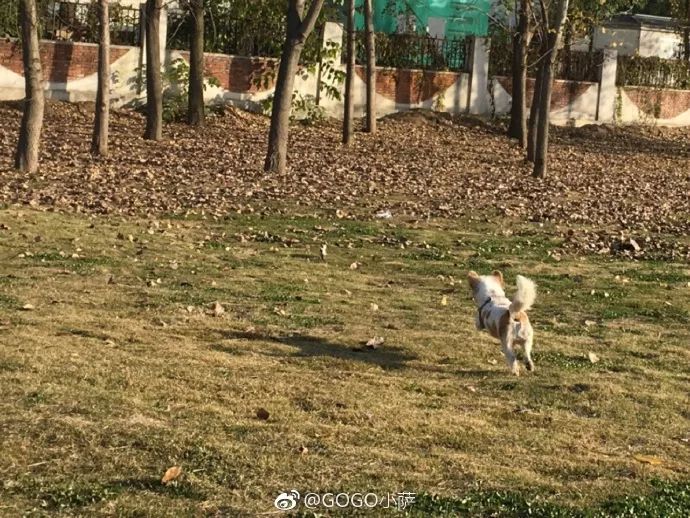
[477,297,492,329]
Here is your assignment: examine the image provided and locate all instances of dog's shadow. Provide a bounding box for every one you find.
[216,330,417,370]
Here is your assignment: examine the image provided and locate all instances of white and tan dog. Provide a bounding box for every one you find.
[467,271,537,375]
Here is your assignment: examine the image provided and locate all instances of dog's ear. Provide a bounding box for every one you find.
[492,270,504,286]
[467,271,480,290]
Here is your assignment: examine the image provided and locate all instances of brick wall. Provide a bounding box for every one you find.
[623,86,690,119]
[0,39,130,82]
[496,76,596,111]
[356,65,461,104]
[175,51,278,94]
[4,37,690,125]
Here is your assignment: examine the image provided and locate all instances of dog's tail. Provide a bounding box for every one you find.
[509,275,536,315]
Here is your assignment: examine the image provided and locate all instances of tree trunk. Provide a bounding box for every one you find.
[508,0,529,147]
[15,0,44,174]
[343,0,355,145]
[684,0,690,60]
[187,0,205,126]
[533,0,569,178]
[264,0,326,174]
[526,57,545,162]
[92,0,110,156]
[563,19,572,78]
[144,0,163,140]
[364,0,376,134]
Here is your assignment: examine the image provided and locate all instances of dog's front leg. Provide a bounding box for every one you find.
[501,336,520,376]
[475,313,484,330]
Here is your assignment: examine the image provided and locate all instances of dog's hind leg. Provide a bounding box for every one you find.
[524,335,535,372]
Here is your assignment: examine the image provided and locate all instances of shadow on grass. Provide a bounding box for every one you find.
[216,330,417,370]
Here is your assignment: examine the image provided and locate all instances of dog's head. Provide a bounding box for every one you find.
[467,270,505,305]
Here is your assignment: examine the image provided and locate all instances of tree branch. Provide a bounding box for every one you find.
[299,0,326,39]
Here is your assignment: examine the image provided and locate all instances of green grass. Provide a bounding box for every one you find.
[0,208,689,516]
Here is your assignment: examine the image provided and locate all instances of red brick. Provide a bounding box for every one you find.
[496,76,595,111]
[356,65,460,104]
[0,39,130,82]
[624,86,690,119]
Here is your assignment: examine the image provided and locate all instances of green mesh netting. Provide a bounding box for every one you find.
[356,0,490,38]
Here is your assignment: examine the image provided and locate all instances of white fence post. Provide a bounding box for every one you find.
[597,49,618,122]
[468,37,490,115]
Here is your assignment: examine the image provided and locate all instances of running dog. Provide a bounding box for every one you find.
[467,271,537,375]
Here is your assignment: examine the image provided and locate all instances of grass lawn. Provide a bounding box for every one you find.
[0,207,688,516]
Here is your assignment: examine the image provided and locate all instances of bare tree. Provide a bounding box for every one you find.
[363,0,376,134]
[144,0,163,140]
[526,61,544,163]
[92,0,110,156]
[264,0,326,174]
[343,0,355,145]
[15,0,45,173]
[507,0,532,148]
[682,0,690,60]
[187,0,205,126]
[532,0,569,178]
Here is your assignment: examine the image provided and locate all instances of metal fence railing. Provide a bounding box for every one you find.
[166,7,284,58]
[0,0,22,38]
[356,32,471,72]
[0,0,140,46]
[166,2,337,61]
[557,50,602,82]
[616,55,690,90]
[489,40,602,83]
[43,0,140,46]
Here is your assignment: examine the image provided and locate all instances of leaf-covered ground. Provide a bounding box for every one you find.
[1,101,689,261]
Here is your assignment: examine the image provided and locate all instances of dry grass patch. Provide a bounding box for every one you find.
[0,208,688,516]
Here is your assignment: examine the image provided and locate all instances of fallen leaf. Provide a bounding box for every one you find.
[370,303,379,312]
[365,336,385,349]
[588,352,600,364]
[441,295,448,306]
[161,466,183,484]
[211,301,225,317]
[20,303,35,311]
[349,262,359,270]
[256,408,270,420]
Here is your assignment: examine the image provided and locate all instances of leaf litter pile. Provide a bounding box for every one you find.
[1,101,689,260]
